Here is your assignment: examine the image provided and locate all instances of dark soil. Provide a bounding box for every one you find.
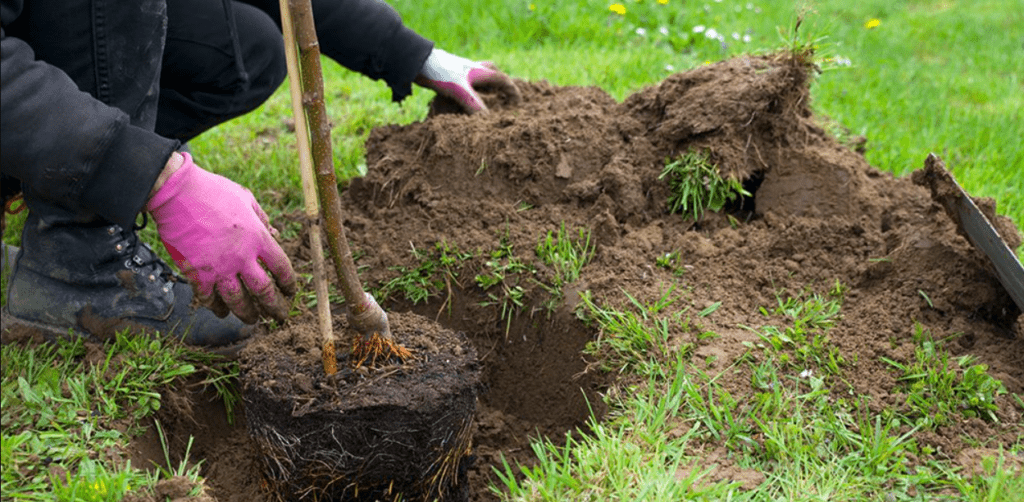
[241,311,480,501]
[6,51,1022,500]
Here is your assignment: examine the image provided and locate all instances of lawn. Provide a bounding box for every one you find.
[2,1,1022,500]
[189,0,1022,230]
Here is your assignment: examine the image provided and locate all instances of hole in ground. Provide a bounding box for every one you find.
[129,288,606,502]
[737,170,765,215]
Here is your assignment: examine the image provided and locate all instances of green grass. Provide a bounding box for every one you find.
[178,0,1020,257]
[375,240,472,307]
[534,223,596,311]
[660,150,752,221]
[2,0,1022,499]
[578,287,689,375]
[744,285,847,375]
[1,332,238,499]
[540,284,1022,501]
[882,323,1007,428]
[475,232,537,337]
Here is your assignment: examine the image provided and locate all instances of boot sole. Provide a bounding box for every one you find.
[1,305,247,359]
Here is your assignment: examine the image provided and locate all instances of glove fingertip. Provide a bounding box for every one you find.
[262,246,298,296]
[210,295,231,319]
[279,277,298,298]
[265,294,292,324]
[218,280,259,325]
[194,281,230,319]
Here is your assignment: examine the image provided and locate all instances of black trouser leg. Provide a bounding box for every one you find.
[3,0,252,346]
[238,0,433,103]
[155,0,286,142]
[8,0,168,131]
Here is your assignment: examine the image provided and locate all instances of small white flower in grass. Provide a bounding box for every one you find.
[799,369,813,379]
[822,55,853,67]
[693,25,706,33]
[659,26,669,36]
[635,27,647,36]
[743,34,752,43]
[705,28,724,41]
[732,32,740,40]
[665,64,676,72]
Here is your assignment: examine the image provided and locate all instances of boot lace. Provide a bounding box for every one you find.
[122,214,177,291]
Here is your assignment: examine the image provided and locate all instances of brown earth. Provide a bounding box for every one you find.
[5,51,1022,500]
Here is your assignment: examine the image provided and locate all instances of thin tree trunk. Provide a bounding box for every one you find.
[286,0,409,365]
[278,0,336,375]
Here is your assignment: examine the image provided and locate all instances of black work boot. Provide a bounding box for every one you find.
[5,209,252,353]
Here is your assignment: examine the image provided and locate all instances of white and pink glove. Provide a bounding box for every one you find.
[415,48,521,114]
[146,153,297,324]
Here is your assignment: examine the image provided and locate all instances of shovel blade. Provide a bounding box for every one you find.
[920,154,1024,313]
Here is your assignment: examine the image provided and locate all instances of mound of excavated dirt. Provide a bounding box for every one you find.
[342,52,1022,499]
[46,52,1023,501]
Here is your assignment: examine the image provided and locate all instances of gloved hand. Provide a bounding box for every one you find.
[415,48,521,114]
[146,152,297,324]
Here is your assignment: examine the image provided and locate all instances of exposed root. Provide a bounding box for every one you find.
[351,333,413,368]
[420,411,474,499]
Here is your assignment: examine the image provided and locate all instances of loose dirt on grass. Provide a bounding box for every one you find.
[6,51,1021,500]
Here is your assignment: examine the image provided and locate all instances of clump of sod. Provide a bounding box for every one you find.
[658,150,750,221]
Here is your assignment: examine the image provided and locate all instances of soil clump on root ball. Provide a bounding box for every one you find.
[240,311,479,501]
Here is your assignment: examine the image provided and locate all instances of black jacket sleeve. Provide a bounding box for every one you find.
[312,0,434,103]
[1,3,178,229]
[250,0,434,103]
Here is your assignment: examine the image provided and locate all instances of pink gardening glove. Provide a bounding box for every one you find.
[415,48,521,114]
[146,153,297,324]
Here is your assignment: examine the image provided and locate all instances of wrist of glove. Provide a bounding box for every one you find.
[146,153,297,324]
[416,48,521,114]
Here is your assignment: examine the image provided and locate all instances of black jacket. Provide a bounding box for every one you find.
[2,0,177,228]
[1,0,432,229]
